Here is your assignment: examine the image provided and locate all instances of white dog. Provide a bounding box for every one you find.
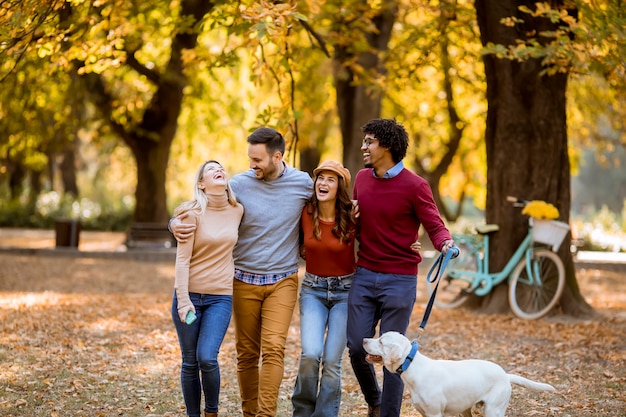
[363,331,556,417]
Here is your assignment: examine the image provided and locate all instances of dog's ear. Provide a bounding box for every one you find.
[383,351,402,366]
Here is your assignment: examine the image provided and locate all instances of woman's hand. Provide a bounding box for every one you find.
[177,303,196,323]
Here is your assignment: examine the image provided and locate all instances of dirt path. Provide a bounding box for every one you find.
[0,250,624,416]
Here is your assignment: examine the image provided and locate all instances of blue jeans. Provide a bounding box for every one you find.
[292,272,352,417]
[346,267,417,417]
[171,292,232,417]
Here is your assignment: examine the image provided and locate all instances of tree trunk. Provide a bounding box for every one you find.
[475,0,593,316]
[127,138,171,223]
[8,160,26,200]
[299,147,321,178]
[60,138,79,196]
[29,168,43,207]
[333,2,397,178]
[58,1,79,198]
[122,70,186,223]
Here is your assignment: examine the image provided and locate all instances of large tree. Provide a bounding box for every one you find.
[1,0,216,223]
[75,0,216,223]
[330,0,398,176]
[474,0,592,315]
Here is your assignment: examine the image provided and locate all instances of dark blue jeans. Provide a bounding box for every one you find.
[172,292,232,417]
[346,267,417,417]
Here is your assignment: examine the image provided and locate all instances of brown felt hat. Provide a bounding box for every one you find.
[313,160,351,187]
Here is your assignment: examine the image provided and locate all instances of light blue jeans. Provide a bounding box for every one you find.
[292,272,352,417]
[171,292,232,417]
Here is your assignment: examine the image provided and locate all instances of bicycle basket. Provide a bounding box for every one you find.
[532,219,570,251]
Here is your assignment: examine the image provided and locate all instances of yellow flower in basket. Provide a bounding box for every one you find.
[521,200,560,220]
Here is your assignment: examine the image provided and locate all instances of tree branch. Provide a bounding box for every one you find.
[79,70,133,146]
[125,51,160,84]
[299,20,330,57]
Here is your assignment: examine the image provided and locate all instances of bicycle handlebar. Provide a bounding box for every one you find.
[506,196,529,207]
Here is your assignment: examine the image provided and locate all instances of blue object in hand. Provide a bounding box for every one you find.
[185,310,197,325]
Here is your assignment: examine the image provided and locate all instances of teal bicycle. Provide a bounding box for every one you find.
[427,196,569,320]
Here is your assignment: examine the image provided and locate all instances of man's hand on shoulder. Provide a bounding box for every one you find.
[170,212,196,243]
[351,200,360,219]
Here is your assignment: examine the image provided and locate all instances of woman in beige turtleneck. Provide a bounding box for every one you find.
[171,160,244,417]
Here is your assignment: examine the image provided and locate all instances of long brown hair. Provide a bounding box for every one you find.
[308,175,356,244]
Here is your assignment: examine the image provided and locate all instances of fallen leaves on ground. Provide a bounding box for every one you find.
[0,254,624,416]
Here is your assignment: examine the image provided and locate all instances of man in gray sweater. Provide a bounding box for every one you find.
[171,127,313,417]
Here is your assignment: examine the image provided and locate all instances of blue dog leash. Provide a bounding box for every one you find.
[418,246,460,335]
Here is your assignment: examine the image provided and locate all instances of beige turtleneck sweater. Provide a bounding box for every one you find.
[174,191,244,315]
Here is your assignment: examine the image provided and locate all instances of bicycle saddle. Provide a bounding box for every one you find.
[476,224,499,234]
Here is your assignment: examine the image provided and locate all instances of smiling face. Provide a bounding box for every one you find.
[198,161,227,192]
[361,133,394,171]
[315,170,339,203]
[247,143,282,180]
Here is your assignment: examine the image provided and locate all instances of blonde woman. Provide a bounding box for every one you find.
[171,160,243,417]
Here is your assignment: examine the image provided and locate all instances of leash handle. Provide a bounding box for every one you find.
[419,245,459,333]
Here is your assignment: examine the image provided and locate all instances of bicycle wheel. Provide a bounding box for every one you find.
[508,249,565,320]
[427,241,478,309]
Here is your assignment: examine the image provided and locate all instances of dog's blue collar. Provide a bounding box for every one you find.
[396,341,419,375]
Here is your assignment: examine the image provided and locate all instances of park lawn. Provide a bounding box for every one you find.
[0,253,624,417]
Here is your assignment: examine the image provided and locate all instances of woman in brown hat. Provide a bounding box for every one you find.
[291,160,356,417]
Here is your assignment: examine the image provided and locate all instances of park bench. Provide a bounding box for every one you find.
[125,222,177,249]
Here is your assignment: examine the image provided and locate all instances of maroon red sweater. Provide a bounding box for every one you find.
[353,168,452,275]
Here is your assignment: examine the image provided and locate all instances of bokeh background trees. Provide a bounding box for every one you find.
[1,0,625,316]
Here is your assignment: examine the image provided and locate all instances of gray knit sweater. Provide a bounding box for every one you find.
[230,165,313,275]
